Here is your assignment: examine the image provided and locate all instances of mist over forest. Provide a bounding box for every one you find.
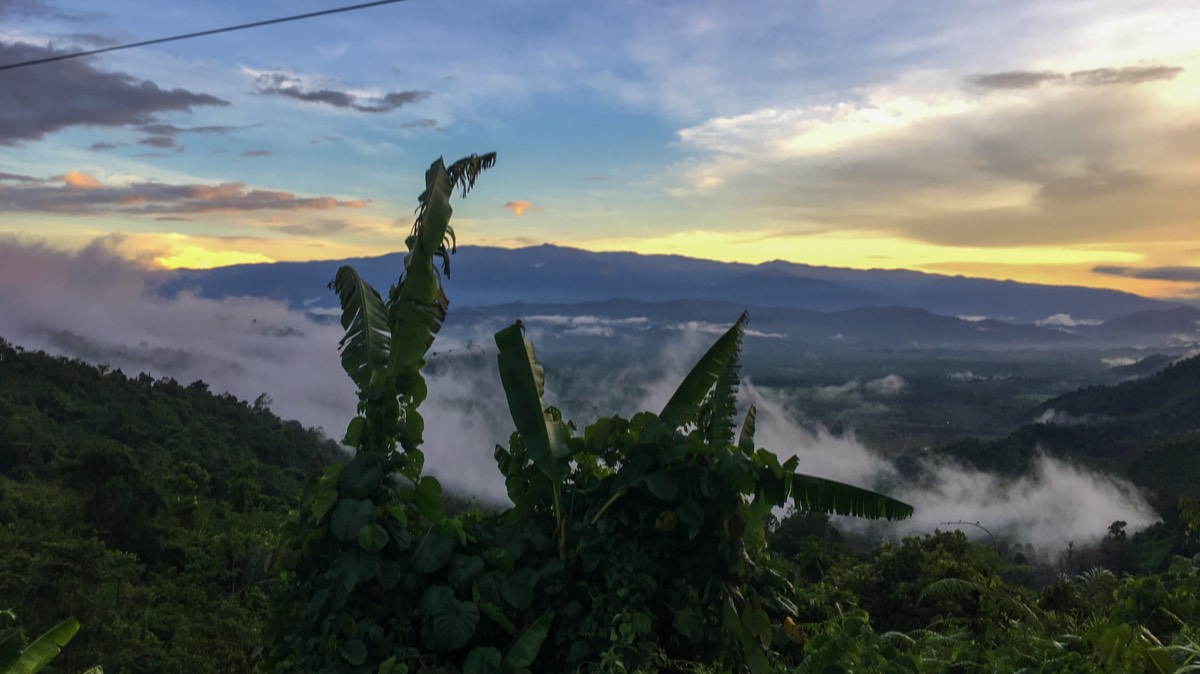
[0,235,1171,555]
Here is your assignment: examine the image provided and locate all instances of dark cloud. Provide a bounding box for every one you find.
[138,123,255,137]
[969,71,1063,89]
[400,118,438,128]
[240,149,272,157]
[139,135,180,149]
[1071,66,1183,86]
[970,64,1182,90]
[0,0,73,19]
[0,172,41,183]
[0,172,371,215]
[252,70,430,113]
[1092,266,1200,283]
[0,41,228,146]
[87,141,119,151]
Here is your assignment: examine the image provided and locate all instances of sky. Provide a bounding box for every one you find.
[2,0,1199,299]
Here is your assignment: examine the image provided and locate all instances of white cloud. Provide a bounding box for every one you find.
[865,374,907,396]
[1037,313,1104,327]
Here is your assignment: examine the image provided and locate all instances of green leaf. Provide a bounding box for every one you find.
[338,455,382,494]
[494,322,570,482]
[504,610,553,670]
[659,312,748,430]
[8,617,78,674]
[414,475,446,523]
[310,485,339,521]
[737,405,757,454]
[339,638,367,666]
[643,470,680,501]
[420,586,479,652]
[672,607,705,644]
[447,555,485,588]
[500,568,538,610]
[329,266,390,393]
[357,523,390,552]
[330,499,374,541]
[790,473,913,521]
[463,646,501,674]
[412,527,455,573]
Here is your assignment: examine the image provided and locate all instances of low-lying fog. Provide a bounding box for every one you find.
[0,237,1158,556]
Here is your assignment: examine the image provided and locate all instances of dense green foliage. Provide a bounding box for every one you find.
[5,154,1200,672]
[0,339,339,673]
[260,154,915,674]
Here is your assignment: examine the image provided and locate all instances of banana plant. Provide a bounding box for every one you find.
[495,312,914,525]
[330,153,496,474]
[0,612,102,674]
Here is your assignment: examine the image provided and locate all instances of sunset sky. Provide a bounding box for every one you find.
[2,0,1199,299]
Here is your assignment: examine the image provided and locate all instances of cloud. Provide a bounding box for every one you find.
[0,171,40,183]
[504,200,542,216]
[400,118,438,128]
[0,237,1166,537]
[60,170,101,189]
[241,150,273,157]
[1094,265,1200,283]
[0,41,227,146]
[1035,313,1102,327]
[0,237,526,501]
[0,171,370,215]
[139,136,180,149]
[672,58,1200,250]
[87,142,119,151]
[249,69,431,113]
[865,374,906,396]
[969,65,1183,89]
[742,383,1157,557]
[275,218,365,237]
[0,0,75,20]
[138,123,250,136]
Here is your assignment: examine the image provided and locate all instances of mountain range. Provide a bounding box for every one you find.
[158,244,1200,349]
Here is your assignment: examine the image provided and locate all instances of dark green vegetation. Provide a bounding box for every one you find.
[938,352,1200,565]
[259,154,911,674]
[4,154,1199,672]
[0,337,340,672]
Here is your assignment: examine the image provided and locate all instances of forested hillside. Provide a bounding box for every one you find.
[941,353,1200,505]
[0,337,340,673]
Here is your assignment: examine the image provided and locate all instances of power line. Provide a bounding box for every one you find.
[0,0,412,72]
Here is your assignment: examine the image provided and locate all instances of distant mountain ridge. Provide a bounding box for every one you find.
[159,243,1175,324]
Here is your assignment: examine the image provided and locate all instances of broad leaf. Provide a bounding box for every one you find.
[504,609,553,670]
[420,585,479,652]
[659,312,748,430]
[8,617,78,674]
[494,322,569,482]
[463,646,501,674]
[737,405,757,454]
[790,473,913,521]
[329,266,390,394]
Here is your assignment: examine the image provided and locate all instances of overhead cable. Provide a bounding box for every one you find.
[0,0,411,72]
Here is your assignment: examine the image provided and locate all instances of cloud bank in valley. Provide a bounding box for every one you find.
[742,383,1158,556]
[0,238,1161,544]
[0,237,514,499]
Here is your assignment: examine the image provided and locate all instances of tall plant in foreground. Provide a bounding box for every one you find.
[261,153,913,674]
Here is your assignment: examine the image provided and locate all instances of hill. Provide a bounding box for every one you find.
[940,353,1200,505]
[158,243,1174,324]
[0,337,341,673]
